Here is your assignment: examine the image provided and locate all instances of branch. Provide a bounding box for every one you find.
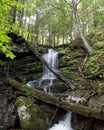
[27,43,75,90]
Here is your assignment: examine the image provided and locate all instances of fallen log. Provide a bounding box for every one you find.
[7,78,104,120]
[7,32,75,89]
[27,44,75,90]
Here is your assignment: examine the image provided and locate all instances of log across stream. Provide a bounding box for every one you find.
[7,78,104,121]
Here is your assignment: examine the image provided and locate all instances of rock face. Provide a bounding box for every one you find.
[15,96,47,130]
[0,95,18,129]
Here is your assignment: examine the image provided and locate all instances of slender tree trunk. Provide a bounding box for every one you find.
[71,0,92,52]
[18,0,25,28]
[42,34,44,45]
[93,0,97,28]
[57,32,59,46]
[53,30,56,47]
[35,12,39,46]
[82,1,85,34]
[63,32,65,44]
[48,24,51,46]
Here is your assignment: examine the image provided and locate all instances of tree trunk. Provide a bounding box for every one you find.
[7,78,104,121]
[48,24,51,47]
[26,43,75,90]
[71,0,92,52]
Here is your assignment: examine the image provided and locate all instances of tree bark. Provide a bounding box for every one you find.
[71,0,92,52]
[26,43,75,90]
[7,78,104,121]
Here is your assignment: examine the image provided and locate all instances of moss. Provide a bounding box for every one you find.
[59,48,71,54]
[52,81,68,93]
[97,82,104,93]
[84,47,104,79]
[90,30,104,43]
[94,41,104,50]
[15,96,46,130]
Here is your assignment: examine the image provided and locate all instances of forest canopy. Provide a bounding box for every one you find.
[0,0,104,58]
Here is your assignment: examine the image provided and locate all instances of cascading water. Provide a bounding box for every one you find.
[39,49,58,93]
[27,48,74,130]
[26,48,58,92]
[49,111,73,130]
[41,49,73,130]
[42,49,58,80]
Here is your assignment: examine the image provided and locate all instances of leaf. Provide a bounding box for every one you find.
[5,51,16,59]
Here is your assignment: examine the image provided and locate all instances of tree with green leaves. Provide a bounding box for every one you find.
[0,0,23,59]
[64,0,92,52]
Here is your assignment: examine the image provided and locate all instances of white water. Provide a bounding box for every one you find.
[49,111,73,130]
[44,49,74,130]
[27,49,74,130]
[39,49,58,93]
[42,49,58,80]
[26,49,58,92]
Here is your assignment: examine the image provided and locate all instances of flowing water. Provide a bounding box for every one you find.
[41,49,73,130]
[49,111,73,130]
[42,49,58,80]
[26,49,58,92]
[39,49,58,93]
[27,48,74,129]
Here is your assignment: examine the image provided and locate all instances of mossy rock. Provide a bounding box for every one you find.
[15,96,47,130]
[52,80,68,93]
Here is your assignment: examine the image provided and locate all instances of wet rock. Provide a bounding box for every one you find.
[51,79,68,93]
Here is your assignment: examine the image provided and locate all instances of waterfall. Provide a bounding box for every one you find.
[39,49,58,93]
[26,48,58,93]
[42,49,58,79]
[43,49,74,130]
[49,111,73,130]
[26,48,74,130]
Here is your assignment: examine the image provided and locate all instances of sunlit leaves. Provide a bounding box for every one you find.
[0,0,23,59]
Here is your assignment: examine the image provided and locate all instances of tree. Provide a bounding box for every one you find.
[65,0,92,52]
[0,0,23,59]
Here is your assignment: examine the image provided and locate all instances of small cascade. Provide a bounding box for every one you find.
[42,49,58,80]
[26,49,74,130]
[49,111,73,130]
[39,49,58,93]
[26,48,58,93]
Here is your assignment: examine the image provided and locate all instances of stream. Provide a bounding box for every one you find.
[49,111,73,130]
[26,48,74,130]
[0,48,104,129]
[42,49,74,130]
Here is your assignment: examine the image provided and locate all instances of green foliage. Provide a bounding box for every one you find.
[85,55,99,76]
[85,46,104,78]
[0,0,104,56]
[0,0,23,59]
